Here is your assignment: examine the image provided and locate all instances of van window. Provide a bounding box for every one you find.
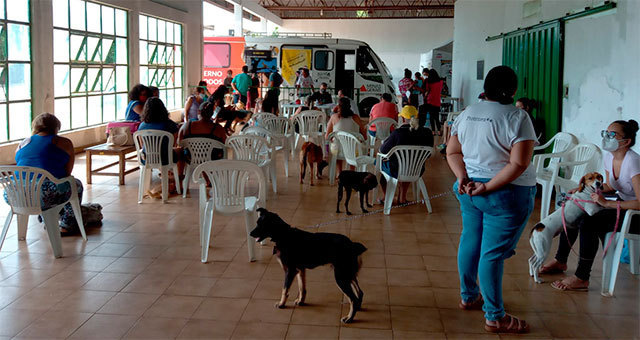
[314,50,334,71]
[357,47,379,73]
[204,43,230,68]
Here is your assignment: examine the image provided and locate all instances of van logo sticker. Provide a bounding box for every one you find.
[360,85,367,92]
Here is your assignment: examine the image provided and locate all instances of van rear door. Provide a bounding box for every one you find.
[311,48,336,90]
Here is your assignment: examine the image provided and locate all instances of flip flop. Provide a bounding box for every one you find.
[551,279,589,292]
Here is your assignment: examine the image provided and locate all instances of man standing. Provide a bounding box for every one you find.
[223,69,233,88]
[231,65,251,104]
[269,69,283,97]
[296,68,314,98]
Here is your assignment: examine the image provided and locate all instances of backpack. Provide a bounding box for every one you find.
[271,72,283,87]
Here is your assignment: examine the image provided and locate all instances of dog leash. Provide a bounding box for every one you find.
[302,190,455,229]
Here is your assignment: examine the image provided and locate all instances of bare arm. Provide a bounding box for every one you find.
[53,136,75,176]
[592,174,640,210]
[353,115,367,140]
[133,103,144,115]
[184,97,193,123]
[445,135,469,194]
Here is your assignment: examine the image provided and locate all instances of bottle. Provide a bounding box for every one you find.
[425,113,431,129]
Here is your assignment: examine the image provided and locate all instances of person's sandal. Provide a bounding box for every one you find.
[551,279,589,292]
[485,314,530,334]
[459,295,483,310]
[539,262,566,275]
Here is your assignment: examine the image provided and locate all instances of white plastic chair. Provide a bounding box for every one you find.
[328,131,375,185]
[193,160,266,263]
[0,166,86,258]
[376,146,434,215]
[293,110,326,151]
[366,117,399,157]
[250,112,276,127]
[533,143,600,219]
[262,116,295,175]
[601,209,640,297]
[532,132,578,169]
[179,138,227,198]
[133,130,182,203]
[226,134,277,193]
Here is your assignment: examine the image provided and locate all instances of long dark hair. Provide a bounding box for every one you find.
[337,97,354,118]
[403,68,412,79]
[128,84,149,101]
[141,97,169,123]
[427,69,441,84]
[613,119,639,147]
[484,66,518,105]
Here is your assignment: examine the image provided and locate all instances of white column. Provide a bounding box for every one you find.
[30,0,54,116]
[234,2,243,36]
[128,10,140,89]
[260,17,268,33]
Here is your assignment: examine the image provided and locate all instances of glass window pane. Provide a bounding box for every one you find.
[174,89,181,107]
[175,24,182,44]
[88,95,101,125]
[8,63,30,101]
[115,9,126,36]
[160,89,167,106]
[87,36,101,62]
[102,67,114,92]
[166,68,174,88]
[54,64,70,97]
[0,67,6,102]
[116,93,127,120]
[8,102,31,140]
[70,34,86,61]
[139,41,147,66]
[6,0,29,23]
[55,98,71,131]
[103,94,115,122]
[148,43,157,64]
[166,22,173,44]
[139,15,147,40]
[157,20,165,43]
[53,29,69,63]
[71,96,87,128]
[102,6,114,35]
[166,87,174,109]
[52,0,69,28]
[102,38,114,63]
[174,67,182,89]
[148,17,157,41]
[70,67,86,94]
[157,45,166,65]
[139,66,147,85]
[87,68,100,92]
[115,65,127,92]
[175,46,182,66]
[115,37,127,64]
[7,24,30,62]
[166,47,174,66]
[87,2,101,33]
[69,0,86,31]
[0,105,7,142]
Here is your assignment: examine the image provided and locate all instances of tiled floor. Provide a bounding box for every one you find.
[0,149,638,339]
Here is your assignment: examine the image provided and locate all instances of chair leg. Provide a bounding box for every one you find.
[418,179,432,213]
[161,168,169,203]
[201,201,214,263]
[329,155,337,185]
[539,182,552,220]
[17,214,28,241]
[384,178,398,215]
[244,210,257,262]
[173,165,182,195]
[138,166,147,203]
[69,198,87,241]
[601,232,624,297]
[42,208,63,258]
[183,165,192,198]
[629,239,640,275]
[283,149,289,177]
[270,163,277,193]
[0,213,13,251]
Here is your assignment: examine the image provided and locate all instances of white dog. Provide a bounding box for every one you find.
[528,172,604,283]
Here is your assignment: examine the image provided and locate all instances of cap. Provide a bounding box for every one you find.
[399,105,418,119]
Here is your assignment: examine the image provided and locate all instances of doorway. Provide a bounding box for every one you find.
[335,49,355,98]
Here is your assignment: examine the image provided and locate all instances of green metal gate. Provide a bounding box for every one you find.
[502,21,563,144]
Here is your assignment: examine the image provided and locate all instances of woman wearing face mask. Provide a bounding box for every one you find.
[184,86,206,122]
[541,119,640,291]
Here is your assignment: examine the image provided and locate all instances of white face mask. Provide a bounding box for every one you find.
[601,137,619,152]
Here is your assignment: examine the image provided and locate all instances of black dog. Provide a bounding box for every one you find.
[250,208,367,323]
[337,171,378,215]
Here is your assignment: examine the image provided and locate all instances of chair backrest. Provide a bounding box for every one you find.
[367,117,398,142]
[384,145,433,182]
[226,134,272,167]
[133,129,175,167]
[294,110,325,136]
[251,112,276,126]
[261,116,292,138]
[566,143,602,184]
[242,126,273,142]
[330,131,365,166]
[193,159,266,214]
[0,166,53,215]
[180,138,227,166]
[549,132,578,154]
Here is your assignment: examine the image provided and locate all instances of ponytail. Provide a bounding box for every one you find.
[484,66,518,105]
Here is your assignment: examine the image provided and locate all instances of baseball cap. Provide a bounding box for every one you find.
[399,105,418,119]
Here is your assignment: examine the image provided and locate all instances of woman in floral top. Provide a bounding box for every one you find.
[398,68,414,107]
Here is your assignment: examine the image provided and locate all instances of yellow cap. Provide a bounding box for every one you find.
[399,105,418,119]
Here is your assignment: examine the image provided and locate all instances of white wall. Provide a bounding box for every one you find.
[452,0,639,152]
[0,0,203,164]
[280,19,454,83]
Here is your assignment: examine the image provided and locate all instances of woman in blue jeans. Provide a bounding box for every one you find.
[446,66,538,334]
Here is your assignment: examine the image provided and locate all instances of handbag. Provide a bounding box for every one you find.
[106,121,140,146]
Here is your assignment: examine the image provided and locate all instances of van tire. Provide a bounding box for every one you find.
[358,97,380,118]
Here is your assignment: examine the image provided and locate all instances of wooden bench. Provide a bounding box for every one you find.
[85,144,139,185]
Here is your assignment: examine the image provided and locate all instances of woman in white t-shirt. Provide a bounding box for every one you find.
[447,66,537,334]
[542,119,640,291]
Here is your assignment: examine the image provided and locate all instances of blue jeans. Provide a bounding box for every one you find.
[454,178,535,321]
[233,94,247,105]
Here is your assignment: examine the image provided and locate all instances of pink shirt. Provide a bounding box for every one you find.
[426,80,443,107]
[368,101,398,131]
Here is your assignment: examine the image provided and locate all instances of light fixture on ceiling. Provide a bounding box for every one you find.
[320,9,324,16]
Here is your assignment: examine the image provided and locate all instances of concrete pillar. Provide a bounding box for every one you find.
[30,0,54,116]
[261,17,268,33]
[234,2,243,36]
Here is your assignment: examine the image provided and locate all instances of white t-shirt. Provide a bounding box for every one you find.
[296,75,314,96]
[604,149,640,201]
[451,100,538,186]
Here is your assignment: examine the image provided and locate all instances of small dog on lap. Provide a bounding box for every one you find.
[250,208,367,323]
[337,171,378,215]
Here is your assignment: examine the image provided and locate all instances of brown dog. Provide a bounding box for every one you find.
[300,142,324,185]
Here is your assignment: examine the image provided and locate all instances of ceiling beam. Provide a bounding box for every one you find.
[225,0,284,25]
[264,5,453,11]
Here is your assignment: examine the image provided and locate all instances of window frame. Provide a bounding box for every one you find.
[52,0,129,132]
[203,42,230,68]
[313,50,334,71]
